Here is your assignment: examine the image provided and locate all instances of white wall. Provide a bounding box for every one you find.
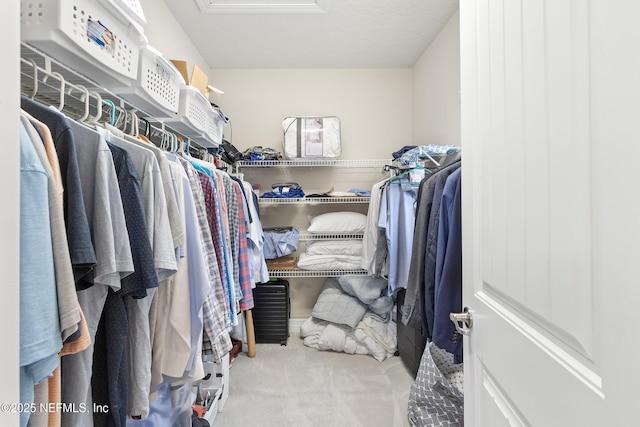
[412,10,461,147]
[140,0,211,80]
[4,0,21,423]
[210,68,413,159]
[209,68,412,317]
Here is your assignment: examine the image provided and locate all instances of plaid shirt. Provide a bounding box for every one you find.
[180,158,231,362]
[232,181,254,310]
[214,171,237,318]
[222,174,243,304]
[198,171,234,325]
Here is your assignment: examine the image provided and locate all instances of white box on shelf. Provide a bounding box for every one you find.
[114,45,185,117]
[162,85,210,138]
[205,107,225,146]
[100,0,146,28]
[21,0,145,88]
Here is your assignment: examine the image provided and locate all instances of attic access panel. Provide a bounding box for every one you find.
[194,0,329,14]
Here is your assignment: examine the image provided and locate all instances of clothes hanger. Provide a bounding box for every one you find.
[113,106,127,132]
[44,71,66,112]
[160,125,170,152]
[27,59,39,99]
[389,153,432,185]
[28,59,65,112]
[102,99,116,126]
[138,118,151,138]
[75,84,90,122]
[128,110,139,137]
[83,91,103,125]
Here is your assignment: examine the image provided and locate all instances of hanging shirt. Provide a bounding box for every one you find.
[151,160,192,394]
[60,121,132,427]
[19,122,62,427]
[198,172,232,325]
[378,178,420,295]
[125,135,185,251]
[222,174,243,303]
[362,178,390,275]
[403,161,461,334]
[20,114,80,342]
[98,128,177,281]
[432,169,463,363]
[178,157,232,364]
[424,162,461,338]
[69,121,133,289]
[20,96,97,287]
[233,181,253,311]
[242,180,270,285]
[213,170,237,325]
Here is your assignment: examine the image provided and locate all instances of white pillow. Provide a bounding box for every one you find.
[307,212,367,234]
[306,240,363,256]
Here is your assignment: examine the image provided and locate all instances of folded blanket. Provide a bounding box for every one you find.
[297,254,362,271]
[300,313,397,362]
[312,278,367,329]
[337,275,394,319]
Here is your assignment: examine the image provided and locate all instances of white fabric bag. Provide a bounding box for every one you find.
[282,116,341,159]
[407,341,464,426]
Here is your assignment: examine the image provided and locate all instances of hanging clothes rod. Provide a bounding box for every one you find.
[20,42,218,155]
[20,42,215,159]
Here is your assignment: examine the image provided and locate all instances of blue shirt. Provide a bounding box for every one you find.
[263,227,300,259]
[19,123,62,427]
[20,97,97,287]
[432,169,463,363]
[378,179,420,295]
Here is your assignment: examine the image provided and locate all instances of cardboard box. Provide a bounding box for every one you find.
[170,60,209,98]
[170,60,225,98]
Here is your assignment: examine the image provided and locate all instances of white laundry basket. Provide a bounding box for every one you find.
[116,45,185,117]
[205,107,226,146]
[100,0,146,27]
[163,85,210,137]
[192,106,225,148]
[20,0,145,87]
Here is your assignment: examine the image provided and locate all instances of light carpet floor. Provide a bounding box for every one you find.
[212,331,416,427]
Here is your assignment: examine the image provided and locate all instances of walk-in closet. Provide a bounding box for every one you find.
[6,0,640,426]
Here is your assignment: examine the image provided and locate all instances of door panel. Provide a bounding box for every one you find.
[459,0,640,425]
[476,0,596,359]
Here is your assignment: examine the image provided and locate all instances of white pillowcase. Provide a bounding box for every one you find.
[305,240,363,256]
[307,212,367,234]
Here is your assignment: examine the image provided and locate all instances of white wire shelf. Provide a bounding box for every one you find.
[258,196,370,205]
[267,269,369,278]
[237,159,390,168]
[297,233,363,241]
[20,42,219,150]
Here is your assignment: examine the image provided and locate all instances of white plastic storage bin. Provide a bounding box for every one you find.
[100,0,146,28]
[163,85,210,138]
[205,107,225,146]
[115,45,184,117]
[21,0,145,87]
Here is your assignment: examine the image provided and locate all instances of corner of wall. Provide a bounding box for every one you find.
[411,9,461,147]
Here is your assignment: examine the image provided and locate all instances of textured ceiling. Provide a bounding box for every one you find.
[162,0,459,69]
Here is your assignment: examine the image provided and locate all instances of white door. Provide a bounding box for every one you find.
[460,1,640,425]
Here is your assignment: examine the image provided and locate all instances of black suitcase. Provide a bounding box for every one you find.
[396,288,427,377]
[252,278,290,345]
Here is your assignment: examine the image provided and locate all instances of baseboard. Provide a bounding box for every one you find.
[289,317,306,335]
